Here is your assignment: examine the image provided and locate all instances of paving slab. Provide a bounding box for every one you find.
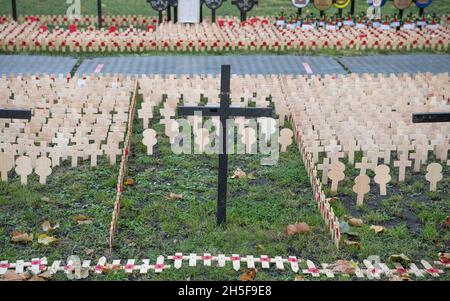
[76,55,346,76]
[0,55,78,76]
[339,55,450,74]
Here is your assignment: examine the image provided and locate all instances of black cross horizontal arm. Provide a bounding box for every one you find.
[0,109,32,120]
[177,105,272,117]
[412,112,450,123]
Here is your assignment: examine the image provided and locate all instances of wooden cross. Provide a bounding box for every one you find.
[178,65,272,225]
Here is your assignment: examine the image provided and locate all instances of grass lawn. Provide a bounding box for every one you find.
[0,91,448,280]
[0,0,449,17]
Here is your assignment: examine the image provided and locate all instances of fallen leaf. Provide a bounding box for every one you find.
[348,218,363,227]
[166,192,183,200]
[247,173,256,180]
[231,168,246,179]
[239,268,257,281]
[85,248,94,255]
[37,234,58,246]
[41,220,59,232]
[257,244,265,251]
[294,275,305,281]
[11,231,33,243]
[0,271,30,281]
[388,273,412,281]
[125,178,135,186]
[73,215,92,225]
[285,222,310,235]
[339,221,359,237]
[444,216,450,227]
[326,197,339,203]
[37,270,53,279]
[29,275,46,281]
[370,225,386,233]
[344,239,361,249]
[327,260,357,275]
[389,254,412,266]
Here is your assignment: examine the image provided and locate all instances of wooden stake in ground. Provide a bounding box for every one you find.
[15,156,33,185]
[353,174,370,207]
[394,154,412,182]
[328,161,345,192]
[142,128,157,155]
[35,157,52,185]
[374,164,391,196]
[425,163,443,192]
[0,152,14,182]
[279,128,293,152]
[318,157,331,185]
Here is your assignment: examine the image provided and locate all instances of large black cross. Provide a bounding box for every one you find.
[0,109,31,120]
[178,65,272,225]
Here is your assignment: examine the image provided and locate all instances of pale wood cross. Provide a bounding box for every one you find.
[394,154,412,182]
[355,157,376,175]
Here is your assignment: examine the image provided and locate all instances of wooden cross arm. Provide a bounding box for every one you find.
[0,109,32,120]
[412,112,450,123]
[178,106,272,118]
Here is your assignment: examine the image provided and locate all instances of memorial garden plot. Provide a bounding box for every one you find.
[1,16,449,54]
[0,70,448,280]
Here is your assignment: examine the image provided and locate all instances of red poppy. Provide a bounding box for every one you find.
[87,41,93,47]
[188,42,193,47]
[21,41,26,46]
[8,40,14,46]
[163,42,168,47]
[101,41,106,47]
[75,41,80,47]
[139,42,144,48]
[48,41,53,47]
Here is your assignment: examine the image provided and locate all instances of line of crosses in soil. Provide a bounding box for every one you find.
[0,84,448,226]
[178,65,272,225]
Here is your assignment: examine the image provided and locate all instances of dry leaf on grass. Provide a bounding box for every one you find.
[231,168,246,179]
[85,248,94,255]
[73,215,92,225]
[37,234,58,246]
[348,218,363,227]
[389,254,412,266]
[0,271,30,281]
[41,220,59,232]
[247,173,256,180]
[344,239,361,249]
[125,178,135,186]
[29,275,46,281]
[370,225,386,233]
[239,268,257,281]
[285,222,310,235]
[166,192,183,200]
[327,260,357,275]
[294,275,305,281]
[11,231,33,243]
[444,216,450,227]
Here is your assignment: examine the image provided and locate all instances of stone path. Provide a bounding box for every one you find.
[0,54,449,76]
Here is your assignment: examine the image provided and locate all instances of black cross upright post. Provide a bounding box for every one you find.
[350,0,355,15]
[412,112,450,123]
[0,109,31,120]
[178,65,272,225]
[11,0,17,21]
[97,0,103,28]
